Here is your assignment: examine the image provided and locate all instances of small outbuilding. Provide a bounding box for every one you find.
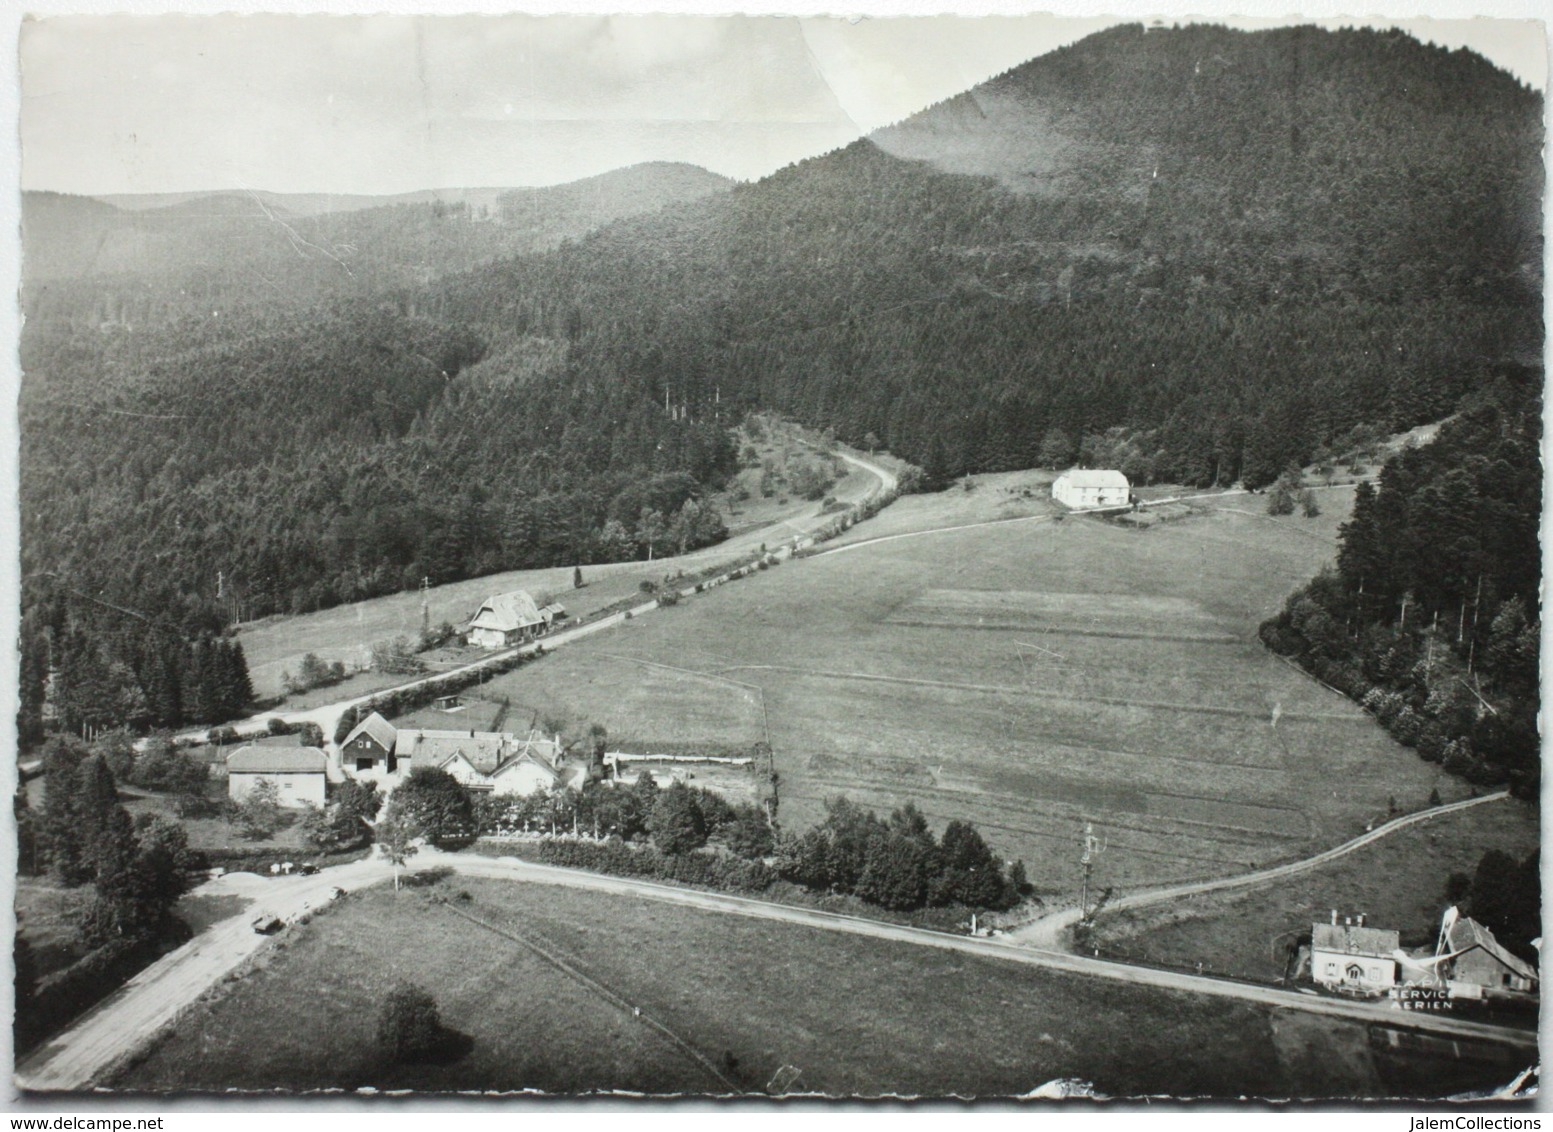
[227,746,328,809]
[1052,469,1130,510]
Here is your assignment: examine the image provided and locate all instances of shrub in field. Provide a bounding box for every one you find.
[377,983,444,1063]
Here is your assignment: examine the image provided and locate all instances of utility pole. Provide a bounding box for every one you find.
[420,576,431,641]
[1080,820,1105,924]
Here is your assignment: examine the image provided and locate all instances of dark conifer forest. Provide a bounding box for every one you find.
[1260,371,1542,795]
[18,24,1542,744]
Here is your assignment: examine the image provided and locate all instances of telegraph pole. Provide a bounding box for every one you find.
[1080,820,1105,923]
[420,576,431,641]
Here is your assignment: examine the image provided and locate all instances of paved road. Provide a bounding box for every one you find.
[1008,791,1514,948]
[14,856,393,1093]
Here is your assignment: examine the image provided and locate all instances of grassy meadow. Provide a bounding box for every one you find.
[1087,794,1540,981]
[463,481,1460,892]
[111,876,1515,1098]
[235,427,883,702]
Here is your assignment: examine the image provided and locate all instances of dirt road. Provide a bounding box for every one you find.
[14,857,393,1093]
[160,447,897,750]
[1008,790,1514,948]
[17,830,1532,1094]
[423,850,1537,1053]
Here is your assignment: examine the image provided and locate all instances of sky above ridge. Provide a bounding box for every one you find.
[20,12,1547,196]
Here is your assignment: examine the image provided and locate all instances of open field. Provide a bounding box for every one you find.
[236,437,888,704]
[1087,794,1540,982]
[111,876,1518,1098]
[464,482,1462,893]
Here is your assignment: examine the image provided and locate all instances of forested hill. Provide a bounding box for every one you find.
[433,23,1542,488]
[21,162,735,324]
[18,23,1542,745]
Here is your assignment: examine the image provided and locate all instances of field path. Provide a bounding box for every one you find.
[1006,790,1513,948]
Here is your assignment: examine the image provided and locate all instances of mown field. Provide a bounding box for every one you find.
[463,480,1461,892]
[111,876,1516,1098]
[1087,795,1540,982]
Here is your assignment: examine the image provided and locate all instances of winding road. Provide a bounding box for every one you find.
[1007,790,1514,948]
[15,830,1535,1094]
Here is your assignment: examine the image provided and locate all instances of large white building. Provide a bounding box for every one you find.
[226,745,329,809]
[1051,469,1130,510]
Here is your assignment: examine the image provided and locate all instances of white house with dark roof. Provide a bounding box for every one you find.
[1052,469,1130,509]
[227,745,328,809]
[467,591,567,649]
[1311,914,1399,994]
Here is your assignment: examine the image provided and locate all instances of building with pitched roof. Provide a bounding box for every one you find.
[1311,913,1400,994]
[468,591,566,648]
[1052,469,1130,509]
[1445,917,1538,997]
[340,711,401,781]
[227,745,328,808]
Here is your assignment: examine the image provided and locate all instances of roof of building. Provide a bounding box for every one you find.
[1055,469,1130,489]
[490,751,561,784]
[227,746,329,774]
[469,591,546,632]
[396,729,509,774]
[1312,922,1401,957]
[342,711,397,752]
[1448,918,1538,982]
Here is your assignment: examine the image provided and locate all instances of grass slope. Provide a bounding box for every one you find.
[1087,795,1539,981]
[463,484,1458,890]
[112,876,1517,1098]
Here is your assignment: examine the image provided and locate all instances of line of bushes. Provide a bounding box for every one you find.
[475,836,778,895]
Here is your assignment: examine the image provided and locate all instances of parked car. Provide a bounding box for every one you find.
[250,912,284,935]
[299,863,320,876]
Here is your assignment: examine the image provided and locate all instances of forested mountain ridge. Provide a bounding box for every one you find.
[431,23,1541,487]
[18,23,1541,745]
[21,162,735,325]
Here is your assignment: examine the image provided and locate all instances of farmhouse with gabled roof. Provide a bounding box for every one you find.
[1052,469,1130,509]
[468,590,566,648]
[1311,913,1399,994]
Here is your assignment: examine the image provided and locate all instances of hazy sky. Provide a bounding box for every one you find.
[18,12,1549,196]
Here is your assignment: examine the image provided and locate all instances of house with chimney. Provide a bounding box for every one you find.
[1311,912,1399,995]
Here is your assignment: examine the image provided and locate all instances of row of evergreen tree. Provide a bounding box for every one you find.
[1259,372,1540,794]
[18,591,254,746]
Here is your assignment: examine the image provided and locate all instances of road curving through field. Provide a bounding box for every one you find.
[1005,790,1514,949]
